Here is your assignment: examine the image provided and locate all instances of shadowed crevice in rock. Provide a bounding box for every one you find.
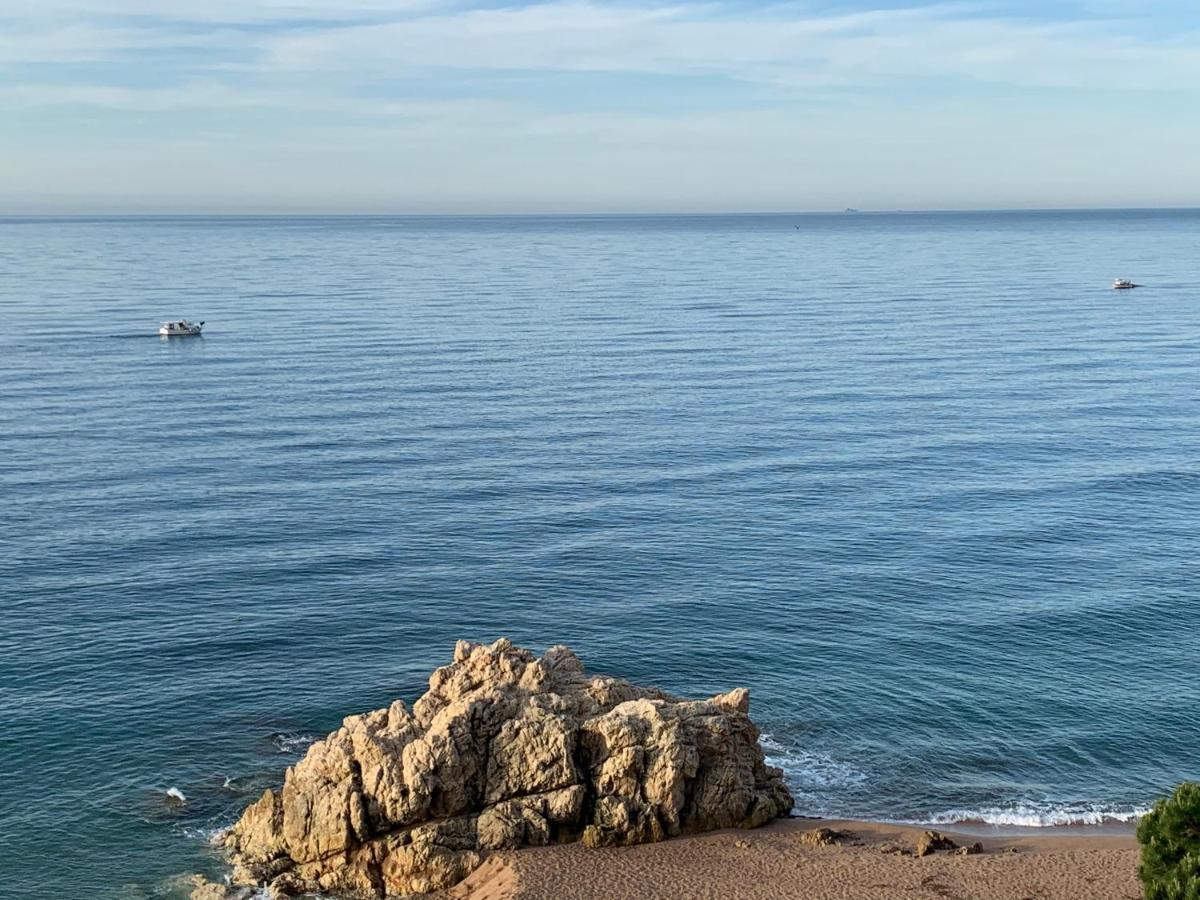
[218,639,793,897]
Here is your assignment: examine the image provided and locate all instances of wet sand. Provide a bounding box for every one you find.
[449,818,1141,900]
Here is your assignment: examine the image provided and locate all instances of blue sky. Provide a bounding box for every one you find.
[2,0,1198,212]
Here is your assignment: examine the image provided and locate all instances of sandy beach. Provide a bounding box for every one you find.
[450,818,1141,900]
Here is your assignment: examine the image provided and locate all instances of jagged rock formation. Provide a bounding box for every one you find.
[915,830,960,857]
[221,639,793,897]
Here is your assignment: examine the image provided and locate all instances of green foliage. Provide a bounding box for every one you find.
[1139,782,1200,900]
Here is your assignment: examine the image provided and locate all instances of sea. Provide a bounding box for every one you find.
[2,210,1198,898]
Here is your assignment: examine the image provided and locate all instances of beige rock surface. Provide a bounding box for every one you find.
[222,639,792,897]
[187,875,254,900]
[915,829,960,857]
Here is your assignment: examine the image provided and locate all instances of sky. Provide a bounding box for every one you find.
[1,0,1199,213]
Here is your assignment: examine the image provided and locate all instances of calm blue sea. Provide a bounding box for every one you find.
[2,211,1199,898]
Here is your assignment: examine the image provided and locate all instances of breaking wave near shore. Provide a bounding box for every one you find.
[926,803,1150,828]
[761,732,1149,828]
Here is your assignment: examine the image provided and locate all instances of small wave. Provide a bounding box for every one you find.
[165,787,187,805]
[760,733,868,793]
[270,731,317,754]
[179,824,230,843]
[164,872,280,900]
[926,802,1149,828]
[758,734,1147,828]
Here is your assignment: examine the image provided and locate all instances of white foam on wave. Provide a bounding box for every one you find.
[761,733,868,788]
[180,824,230,843]
[271,732,318,754]
[758,733,1147,828]
[926,802,1149,828]
[165,787,187,804]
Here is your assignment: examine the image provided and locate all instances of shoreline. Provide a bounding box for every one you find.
[450,817,1142,900]
[790,813,1141,839]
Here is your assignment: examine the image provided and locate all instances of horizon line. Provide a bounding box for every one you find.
[3,205,1200,219]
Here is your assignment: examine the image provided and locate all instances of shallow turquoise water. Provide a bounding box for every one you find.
[2,211,1199,898]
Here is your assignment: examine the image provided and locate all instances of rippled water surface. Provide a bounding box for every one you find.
[3,212,1200,898]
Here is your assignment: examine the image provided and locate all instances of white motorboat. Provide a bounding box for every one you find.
[159,319,204,336]
[1112,279,1138,290]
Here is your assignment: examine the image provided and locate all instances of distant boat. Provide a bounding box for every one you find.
[1111,279,1139,290]
[844,208,860,214]
[159,319,204,336]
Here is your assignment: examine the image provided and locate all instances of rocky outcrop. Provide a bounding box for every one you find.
[186,876,255,900]
[915,830,960,857]
[798,826,850,847]
[221,639,792,897]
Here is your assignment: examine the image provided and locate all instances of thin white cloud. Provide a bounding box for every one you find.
[0,21,260,64]
[1,0,444,24]
[5,1,1195,94]
[0,82,281,111]
[4,2,1198,210]
[0,1,1197,122]
[257,2,1200,91]
[0,81,515,123]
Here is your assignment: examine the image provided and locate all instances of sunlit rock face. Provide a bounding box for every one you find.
[222,639,793,897]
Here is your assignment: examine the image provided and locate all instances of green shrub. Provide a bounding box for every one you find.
[1139,782,1200,900]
